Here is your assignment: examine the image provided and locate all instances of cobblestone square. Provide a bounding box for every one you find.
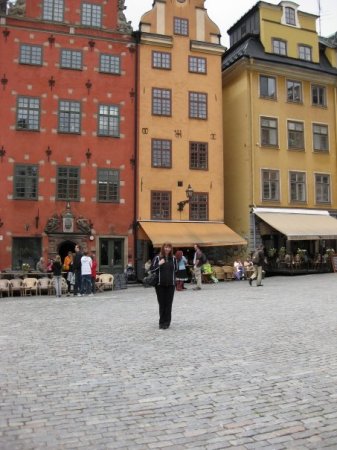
[1,274,337,449]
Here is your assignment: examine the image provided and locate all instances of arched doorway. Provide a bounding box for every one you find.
[58,240,76,262]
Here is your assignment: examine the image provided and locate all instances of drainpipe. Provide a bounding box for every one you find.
[249,62,256,251]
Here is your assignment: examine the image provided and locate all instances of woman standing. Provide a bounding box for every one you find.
[175,250,188,291]
[52,255,63,298]
[152,243,178,330]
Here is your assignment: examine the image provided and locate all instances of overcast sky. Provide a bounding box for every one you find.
[125,0,337,46]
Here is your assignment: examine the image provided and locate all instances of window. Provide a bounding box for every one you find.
[98,105,120,137]
[189,56,207,74]
[189,92,207,119]
[57,166,80,201]
[190,193,208,221]
[60,49,82,70]
[152,140,172,168]
[313,124,329,152]
[260,75,276,99]
[81,3,102,27]
[151,191,171,220]
[19,45,43,65]
[99,54,121,74]
[97,169,119,202]
[312,85,326,107]
[190,142,208,170]
[262,170,280,201]
[43,0,64,22]
[58,100,81,133]
[261,117,278,147]
[174,17,189,36]
[290,172,306,202]
[287,80,302,103]
[315,174,330,203]
[17,96,40,131]
[272,39,287,55]
[152,88,171,116]
[299,45,312,61]
[14,165,38,200]
[285,7,296,25]
[152,51,171,70]
[288,121,304,150]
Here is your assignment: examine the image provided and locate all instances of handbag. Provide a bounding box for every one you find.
[143,270,159,287]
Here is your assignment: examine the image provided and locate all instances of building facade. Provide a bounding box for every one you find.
[0,0,136,273]
[222,1,337,262]
[136,0,245,272]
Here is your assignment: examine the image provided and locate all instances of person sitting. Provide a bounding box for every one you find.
[36,257,46,273]
[233,259,244,280]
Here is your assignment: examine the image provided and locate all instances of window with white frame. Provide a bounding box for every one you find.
[43,0,64,22]
[272,39,287,55]
[312,85,326,107]
[315,174,330,203]
[285,6,296,25]
[260,75,276,99]
[290,171,306,202]
[262,170,280,201]
[261,117,278,147]
[299,45,312,61]
[287,80,302,103]
[313,124,329,152]
[288,121,304,150]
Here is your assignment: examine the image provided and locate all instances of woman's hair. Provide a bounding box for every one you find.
[55,255,61,262]
[159,243,173,257]
[175,250,183,261]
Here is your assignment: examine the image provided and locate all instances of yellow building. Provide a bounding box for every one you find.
[136,0,245,268]
[222,1,337,265]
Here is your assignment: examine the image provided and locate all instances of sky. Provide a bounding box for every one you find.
[124,0,337,47]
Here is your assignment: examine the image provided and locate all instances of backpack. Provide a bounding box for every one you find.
[252,251,259,264]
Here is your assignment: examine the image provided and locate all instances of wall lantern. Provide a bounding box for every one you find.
[177,184,194,212]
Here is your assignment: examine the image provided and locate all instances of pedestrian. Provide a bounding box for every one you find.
[249,245,265,287]
[152,243,178,330]
[73,244,83,296]
[63,251,73,295]
[81,251,93,296]
[91,254,97,294]
[193,244,206,290]
[36,257,46,273]
[52,255,63,298]
[175,250,188,291]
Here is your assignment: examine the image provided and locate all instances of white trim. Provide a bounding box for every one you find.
[253,207,329,216]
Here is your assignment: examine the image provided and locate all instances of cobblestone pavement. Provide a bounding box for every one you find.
[1,274,337,450]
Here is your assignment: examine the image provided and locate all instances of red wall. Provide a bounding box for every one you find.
[0,0,136,270]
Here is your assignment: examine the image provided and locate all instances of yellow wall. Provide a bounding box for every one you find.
[138,0,224,222]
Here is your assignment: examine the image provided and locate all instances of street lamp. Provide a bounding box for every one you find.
[177,184,194,212]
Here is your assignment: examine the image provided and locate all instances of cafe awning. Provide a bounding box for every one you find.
[254,208,337,240]
[138,221,246,247]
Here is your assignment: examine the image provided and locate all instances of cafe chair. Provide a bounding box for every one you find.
[22,278,38,296]
[97,273,114,291]
[0,279,11,298]
[223,266,235,281]
[9,278,23,297]
[37,277,52,296]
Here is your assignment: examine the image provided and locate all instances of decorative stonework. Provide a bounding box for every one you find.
[117,0,132,33]
[8,0,25,16]
[44,204,93,235]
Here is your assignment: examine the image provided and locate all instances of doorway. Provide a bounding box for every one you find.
[58,240,76,263]
[99,238,124,273]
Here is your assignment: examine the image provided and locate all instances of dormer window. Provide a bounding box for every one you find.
[285,7,296,25]
[280,2,299,28]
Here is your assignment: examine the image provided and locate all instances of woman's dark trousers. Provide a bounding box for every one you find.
[155,285,175,328]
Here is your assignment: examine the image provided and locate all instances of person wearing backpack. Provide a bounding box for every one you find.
[249,245,265,287]
[193,244,206,290]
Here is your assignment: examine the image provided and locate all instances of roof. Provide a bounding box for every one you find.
[222,35,337,76]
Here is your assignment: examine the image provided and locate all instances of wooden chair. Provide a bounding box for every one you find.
[22,278,38,296]
[97,273,114,290]
[0,279,11,297]
[223,266,235,281]
[37,277,52,296]
[212,266,225,281]
[9,278,23,297]
[50,277,68,295]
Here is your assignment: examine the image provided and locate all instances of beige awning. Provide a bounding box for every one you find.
[255,210,337,240]
[138,221,246,247]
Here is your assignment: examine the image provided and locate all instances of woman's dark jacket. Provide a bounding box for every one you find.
[151,255,178,286]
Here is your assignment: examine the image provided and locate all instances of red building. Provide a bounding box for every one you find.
[0,0,136,273]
